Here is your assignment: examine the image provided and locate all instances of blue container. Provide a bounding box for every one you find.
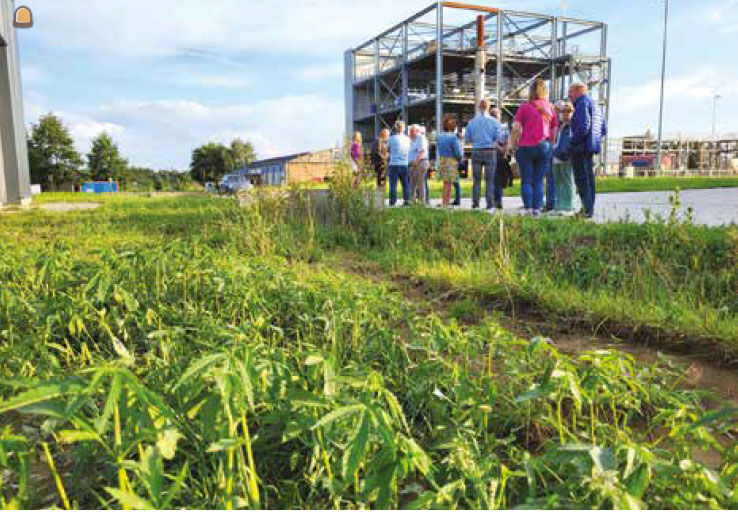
[81,181,119,194]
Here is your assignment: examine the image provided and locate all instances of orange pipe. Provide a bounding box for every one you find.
[442,2,500,14]
[476,15,485,47]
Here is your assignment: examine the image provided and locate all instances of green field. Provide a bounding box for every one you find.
[425,175,738,200]
[1,189,737,509]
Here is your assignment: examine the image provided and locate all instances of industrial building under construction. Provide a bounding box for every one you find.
[344,1,610,159]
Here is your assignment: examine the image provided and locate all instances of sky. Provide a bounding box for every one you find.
[15,0,738,170]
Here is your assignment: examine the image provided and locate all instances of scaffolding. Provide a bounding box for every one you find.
[344,1,610,164]
[617,133,738,175]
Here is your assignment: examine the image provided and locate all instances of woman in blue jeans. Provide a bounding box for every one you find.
[507,79,558,216]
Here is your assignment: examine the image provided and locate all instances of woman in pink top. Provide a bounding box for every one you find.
[350,132,364,189]
[506,79,558,216]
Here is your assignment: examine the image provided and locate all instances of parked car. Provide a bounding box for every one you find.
[219,174,252,195]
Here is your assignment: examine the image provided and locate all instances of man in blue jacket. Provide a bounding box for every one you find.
[569,83,607,219]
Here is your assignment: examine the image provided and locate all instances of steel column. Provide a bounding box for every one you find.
[402,22,408,123]
[344,50,355,139]
[0,0,31,205]
[435,2,443,137]
[374,39,380,137]
[496,12,503,110]
[550,18,558,101]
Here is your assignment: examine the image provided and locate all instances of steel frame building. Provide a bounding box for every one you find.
[344,1,611,163]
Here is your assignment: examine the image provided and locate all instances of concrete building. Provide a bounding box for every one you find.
[0,0,31,206]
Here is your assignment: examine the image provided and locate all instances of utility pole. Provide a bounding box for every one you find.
[712,94,721,140]
[656,0,669,173]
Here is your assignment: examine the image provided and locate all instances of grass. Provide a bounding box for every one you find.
[0,187,737,509]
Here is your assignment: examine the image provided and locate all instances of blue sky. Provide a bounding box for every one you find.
[16,0,738,169]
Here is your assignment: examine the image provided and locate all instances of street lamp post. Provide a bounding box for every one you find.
[656,0,669,174]
[712,94,722,140]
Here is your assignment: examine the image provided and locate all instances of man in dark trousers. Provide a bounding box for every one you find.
[569,82,607,219]
[465,98,502,210]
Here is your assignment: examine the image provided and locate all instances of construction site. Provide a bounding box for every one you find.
[344,1,611,162]
[344,2,738,174]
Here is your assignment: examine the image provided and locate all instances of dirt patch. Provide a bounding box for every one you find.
[334,254,738,405]
[38,202,100,212]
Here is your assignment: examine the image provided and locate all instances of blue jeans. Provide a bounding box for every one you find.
[516,141,552,210]
[454,181,461,203]
[389,165,409,205]
[572,153,596,217]
[545,161,556,210]
[471,148,497,208]
[425,174,430,204]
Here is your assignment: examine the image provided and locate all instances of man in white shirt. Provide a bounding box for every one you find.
[387,120,412,206]
[408,124,429,205]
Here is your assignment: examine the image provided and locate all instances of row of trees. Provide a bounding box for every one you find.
[27,113,259,191]
[26,114,194,192]
[189,139,256,185]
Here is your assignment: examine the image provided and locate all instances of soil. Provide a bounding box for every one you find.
[335,254,738,405]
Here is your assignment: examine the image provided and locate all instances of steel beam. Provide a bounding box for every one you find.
[344,50,355,138]
[354,4,437,52]
[374,39,380,136]
[435,1,444,137]
[0,0,31,205]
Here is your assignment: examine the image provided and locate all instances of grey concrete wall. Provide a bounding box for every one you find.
[0,0,31,205]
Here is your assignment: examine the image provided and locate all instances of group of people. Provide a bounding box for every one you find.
[350,78,606,218]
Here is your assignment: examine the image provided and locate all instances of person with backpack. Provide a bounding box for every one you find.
[506,78,558,216]
[551,100,576,216]
[569,82,607,219]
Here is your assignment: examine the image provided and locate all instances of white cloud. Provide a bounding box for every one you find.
[609,67,738,137]
[36,94,346,169]
[612,68,738,114]
[299,62,344,82]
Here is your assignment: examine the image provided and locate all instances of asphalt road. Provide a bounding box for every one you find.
[417,188,738,227]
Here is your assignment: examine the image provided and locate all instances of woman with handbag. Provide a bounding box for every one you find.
[507,78,558,216]
[436,115,464,207]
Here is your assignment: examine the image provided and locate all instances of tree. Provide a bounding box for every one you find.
[189,143,234,185]
[26,113,83,190]
[87,133,127,181]
[230,138,256,169]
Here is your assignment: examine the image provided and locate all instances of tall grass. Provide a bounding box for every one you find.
[0,192,736,509]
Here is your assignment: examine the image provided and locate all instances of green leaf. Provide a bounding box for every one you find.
[161,461,189,510]
[689,407,738,429]
[625,464,650,498]
[139,446,164,505]
[304,354,324,366]
[111,338,135,366]
[156,428,183,460]
[97,373,122,434]
[207,438,240,452]
[312,404,365,430]
[58,430,99,444]
[514,384,549,403]
[589,446,615,472]
[342,412,370,479]
[0,378,87,414]
[173,353,228,392]
[105,487,155,510]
